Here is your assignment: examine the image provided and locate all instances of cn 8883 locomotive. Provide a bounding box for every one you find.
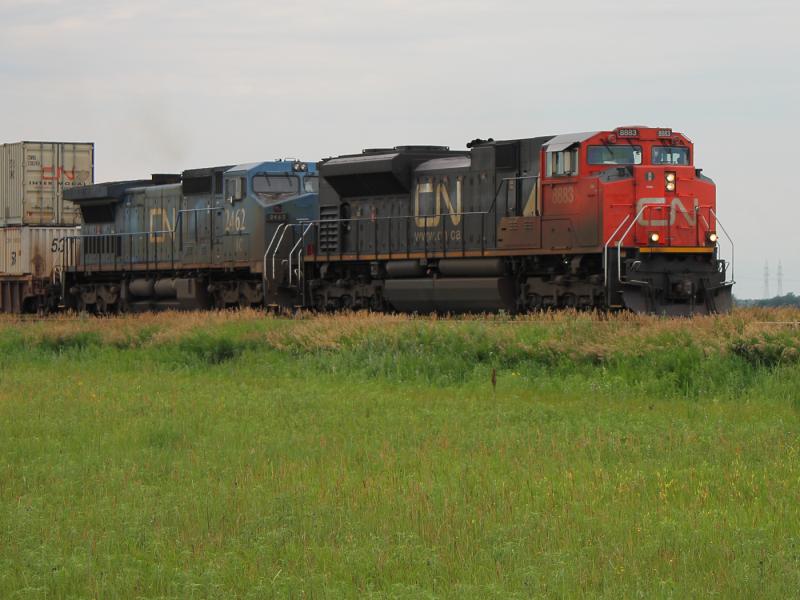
[266,126,732,315]
[62,160,318,311]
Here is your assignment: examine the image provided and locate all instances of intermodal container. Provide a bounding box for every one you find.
[0,226,78,278]
[0,141,94,226]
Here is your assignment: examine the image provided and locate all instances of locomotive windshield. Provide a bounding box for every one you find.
[587,145,642,165]
[652,146,690,165]
[252,173,300,200]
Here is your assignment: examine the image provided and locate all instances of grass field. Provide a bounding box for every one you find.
[0,309,799,598]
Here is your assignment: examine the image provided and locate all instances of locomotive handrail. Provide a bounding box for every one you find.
[306,176,525,259]
[312,210,495,224]
[62,204,225,272]
[264,223,288,278]
[616,204,650,286]
[269,222,313,280]
[500,175,539,182]
[710,208,735,284]
[271,224,291,279]
[310,209,497,259]
[288,222,314,286]
[698,210,734,285]
[602,214,631,288]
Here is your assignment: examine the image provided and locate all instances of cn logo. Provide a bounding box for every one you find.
[42,167,75,181]
[636,197,699,226]
[149,208,176,243]
[414,178,463,227]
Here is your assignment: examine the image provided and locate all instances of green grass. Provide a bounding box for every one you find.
[0,310,798,598]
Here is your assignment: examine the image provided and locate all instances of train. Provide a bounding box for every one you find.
[0,126,734,315]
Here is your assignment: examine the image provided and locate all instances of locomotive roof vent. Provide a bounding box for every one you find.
[362,148,397,155]
[394,145,450,152]
[151,173,182,185]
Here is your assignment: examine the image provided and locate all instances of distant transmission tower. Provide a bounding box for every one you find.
[764,261,770,298]
[777,261,783,297]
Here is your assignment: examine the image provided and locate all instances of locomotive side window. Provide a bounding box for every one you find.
[303,175,319,193]
[546,148,579,177]
[587,145,642,165]
[252,174,300,200]
[652,146,690,165]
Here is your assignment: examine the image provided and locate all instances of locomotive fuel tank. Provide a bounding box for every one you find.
[383,277,516,313]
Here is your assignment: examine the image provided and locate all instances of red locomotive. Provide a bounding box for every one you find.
[264,125,733,315]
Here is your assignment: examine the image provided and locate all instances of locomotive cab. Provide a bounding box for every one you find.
[558,126,732,314]
[224,160,319,223]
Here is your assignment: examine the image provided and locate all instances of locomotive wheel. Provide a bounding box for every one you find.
[369,294,385,312]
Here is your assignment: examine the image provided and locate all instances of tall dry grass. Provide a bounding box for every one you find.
[1,308,799,366]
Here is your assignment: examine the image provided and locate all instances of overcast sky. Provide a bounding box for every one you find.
[1,0,797,297]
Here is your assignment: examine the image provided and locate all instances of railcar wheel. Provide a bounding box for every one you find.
[527,293,542,311]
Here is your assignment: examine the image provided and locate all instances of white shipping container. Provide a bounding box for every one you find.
[0,141,94,226]
[0,226,78,279]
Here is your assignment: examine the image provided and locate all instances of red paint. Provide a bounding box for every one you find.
[41,167,75,181]
[539,127,716,249]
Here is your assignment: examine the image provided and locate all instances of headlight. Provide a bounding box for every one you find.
[707,232,718,244]
[666,181,676,192]
[665,172,676,183]
[649,232,660,243]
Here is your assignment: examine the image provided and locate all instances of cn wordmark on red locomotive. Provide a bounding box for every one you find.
[264,126,733,315]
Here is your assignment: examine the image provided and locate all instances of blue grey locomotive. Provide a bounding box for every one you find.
[62,160,318,311]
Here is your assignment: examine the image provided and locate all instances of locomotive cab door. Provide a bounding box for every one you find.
[540,144,585,250]
[495,143,521,218]
[495,141,542,251]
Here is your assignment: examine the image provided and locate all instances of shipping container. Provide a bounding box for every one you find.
[0,226,78,278]
[0,141,94,226]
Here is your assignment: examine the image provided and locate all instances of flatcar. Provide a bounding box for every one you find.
[263,127,733,315]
